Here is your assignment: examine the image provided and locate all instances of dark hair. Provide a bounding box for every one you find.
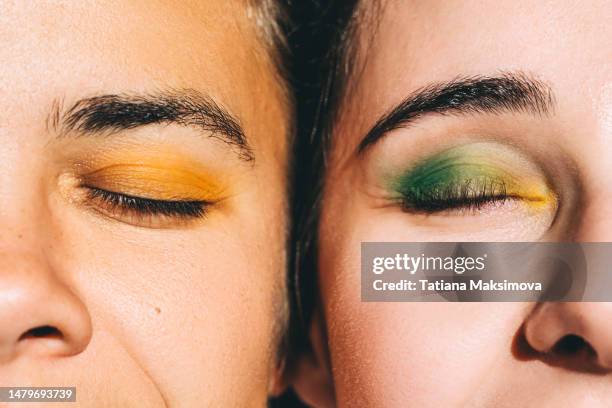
[286,0,363,364]
[269,2,367,405]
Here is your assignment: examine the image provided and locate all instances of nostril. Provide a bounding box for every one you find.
[552,334,594,357]
[516,329,606,373]
[18,325,63,341]
[543,334,607,373]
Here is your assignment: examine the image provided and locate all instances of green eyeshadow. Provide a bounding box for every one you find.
[388,143,548,212]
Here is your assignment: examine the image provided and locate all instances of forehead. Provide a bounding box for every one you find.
[0,0,287,159]
[364,0,611,78]
[1,0,278,120]
[352,0,611,112]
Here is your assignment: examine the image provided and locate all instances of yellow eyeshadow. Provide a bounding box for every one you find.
[503,177,557,210]
[77,151,227,201]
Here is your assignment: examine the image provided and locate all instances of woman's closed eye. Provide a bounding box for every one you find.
[85,186,208,220]
[387,142,557,216]
[399,176,515,213]
[69,157,229,228]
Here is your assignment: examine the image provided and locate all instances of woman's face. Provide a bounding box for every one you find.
[316,0,612,406]
[0,1,288,406]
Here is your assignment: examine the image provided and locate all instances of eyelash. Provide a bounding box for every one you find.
[85,186,208,219]
[400,178,515,213]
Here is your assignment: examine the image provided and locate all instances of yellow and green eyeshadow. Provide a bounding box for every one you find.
[389,143,555,213]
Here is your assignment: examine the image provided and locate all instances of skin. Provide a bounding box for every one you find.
[0,1,288,407]
[294,0,612,407]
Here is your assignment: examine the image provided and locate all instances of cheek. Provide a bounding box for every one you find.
[48,201,280,405]
[325,302,529,406]
[318,195,531,405]
[319,236,530,405]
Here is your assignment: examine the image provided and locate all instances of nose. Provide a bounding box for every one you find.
[0,250,92,364]
[523,303,612,371]
[523,193,612,371]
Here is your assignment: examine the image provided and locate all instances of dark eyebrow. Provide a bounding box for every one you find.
[358,72,555,153]
[51,89,254,162]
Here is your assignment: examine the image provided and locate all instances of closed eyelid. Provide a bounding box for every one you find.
[83,187,209,229]
[388,143,557,212]
[80,164,227,201]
